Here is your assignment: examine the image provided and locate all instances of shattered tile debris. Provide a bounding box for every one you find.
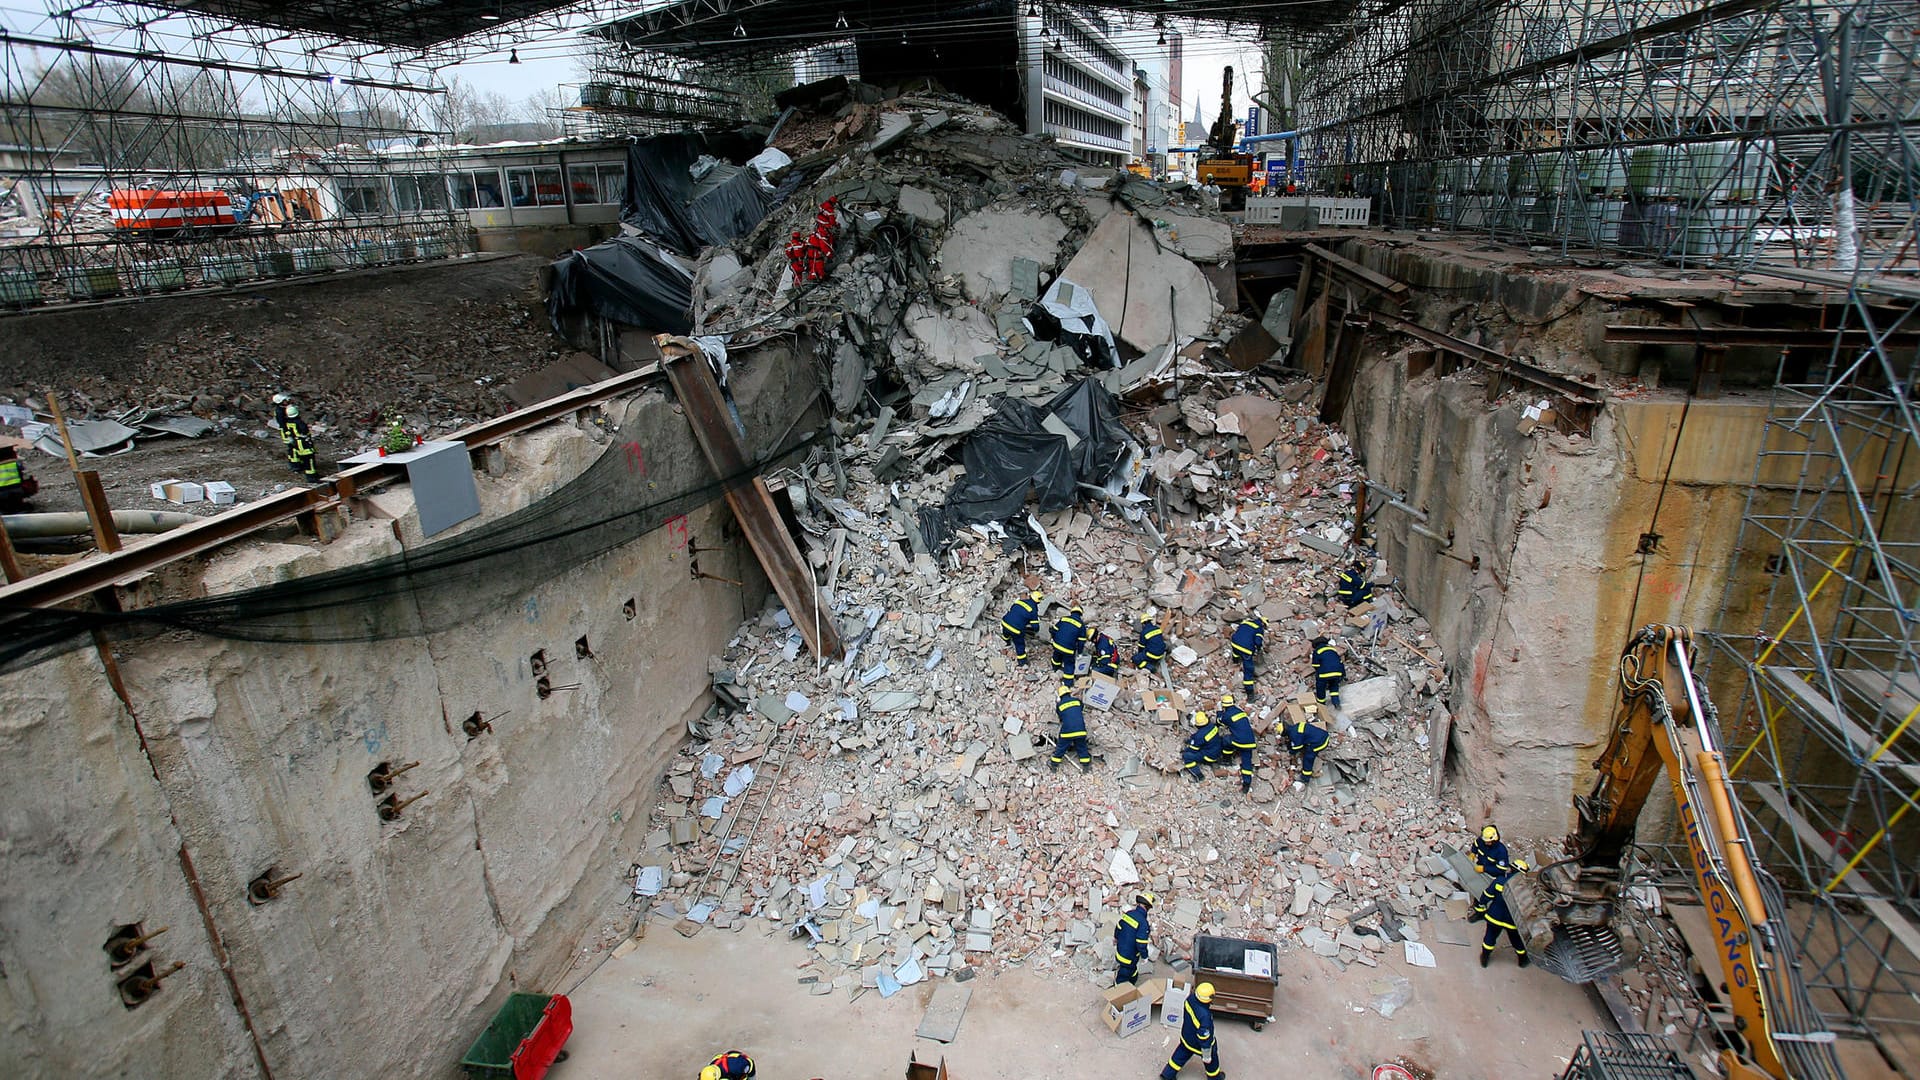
[629,376,1477,1003]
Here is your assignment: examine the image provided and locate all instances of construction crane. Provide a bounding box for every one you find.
[1522,626,1844,1079]
[1196,66,1253,210]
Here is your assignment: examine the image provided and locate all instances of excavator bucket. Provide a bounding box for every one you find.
[1533,925,1628,984]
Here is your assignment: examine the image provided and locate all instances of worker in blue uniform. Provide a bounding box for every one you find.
[1133,611,1167,671]
[1286,707,1330,791]
[700,1049,755,1079]
[1051,683,1091,772]
[1181,711,1225,783]
[1472,857,1532,968]
[1471,825,1513,878]
[1336,562,1373,607]
[1230,613,1266,700]
[1000,589,1043,665]
[1113,890,1155,985]
[1159,981,1221,1079]
[1312,636,1345,712]
[1051,604,1086,674]
[1220,695,1258,793]
[1087,626,1119,678]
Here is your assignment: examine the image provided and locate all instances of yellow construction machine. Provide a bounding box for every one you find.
[1517,626,1844,1079]
[1196,67,1253,210]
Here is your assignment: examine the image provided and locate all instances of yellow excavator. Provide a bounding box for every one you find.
[1196,67,1252,211]
[1522,626,1845,1079]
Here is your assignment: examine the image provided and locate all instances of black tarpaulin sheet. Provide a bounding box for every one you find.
[622,131,774,256]
[546,236,693,334]
[928,379,1129,544]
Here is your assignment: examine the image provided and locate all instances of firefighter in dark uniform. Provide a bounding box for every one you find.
[699,1049,755,1079]
[1472,824,1513,878]
[1336,561,1373,607]
[271,393,293,459]
[1001,589,1043,665]
[1286,706,1330,792]
[282,402,318,481]
[1230,613,1266,700]
[1473,857,1532,968]
[1181,711,1225,783]
[1113,890,1155,985]
[1051,683,1091,772]
[1312,636,1345,712]
[1087,626,1119,678]
[1133,611,1167,671]
[1050,604,1086,675]
[1220,694,1258,794]
[1160,981,1221,1079]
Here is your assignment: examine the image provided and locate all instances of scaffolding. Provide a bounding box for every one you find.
[0,2,469,307]
[1289,0,1918,272]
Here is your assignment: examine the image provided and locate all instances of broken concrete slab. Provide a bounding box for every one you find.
[1152,212,1234,262]
[1058,213,1220,354]
[939,208,1069,303]
[904,304,999,378]
[1341,675,1404,721]
[898,185,946,227]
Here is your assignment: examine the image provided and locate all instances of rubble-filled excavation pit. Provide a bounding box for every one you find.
[3,87,1912,1080]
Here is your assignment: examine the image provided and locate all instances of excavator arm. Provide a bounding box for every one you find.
[1564,625,1842,1080]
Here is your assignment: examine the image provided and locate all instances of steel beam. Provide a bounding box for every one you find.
[1366,310,1606,406]
[658,338,842,662]
[1605,325,1920,347]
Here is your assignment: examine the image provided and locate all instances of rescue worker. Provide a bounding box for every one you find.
[1336,561,1373,608]
[1312,635,1345,712]
[700,1049,755,1079]
[1051,683,1091,772]
[805,228,829,281]
[1113,890,1155,985]
[1220,695,1258,794]
[1180,710,1225,783]
[1286,705,1330,792]
[1471,824,1513,878]
[1050,604,1086,675]
[1472,857,1532,968]
[813,197,839,245]
[271,392,292,456]
[785,231,808,287]
[1000,589,1043,666]
[0,445,30,509]
[1159,981,1221,1079]
[1229,613,1266,700]
[283,402,318,481]
[1087,626,1119,678]
[1133,610,1167,671]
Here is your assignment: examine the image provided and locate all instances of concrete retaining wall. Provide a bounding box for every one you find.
[0,345,820,1078]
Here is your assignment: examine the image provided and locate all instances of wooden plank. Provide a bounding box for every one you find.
[658,340,843,661]
[77,470,121,554]
[1749,782,1920,963]
[0,515,20,583]
[1302,242,1411,298]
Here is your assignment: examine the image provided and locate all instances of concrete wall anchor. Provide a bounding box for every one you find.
[366,760,420,794]
[117,960,185,1007]
[377,790,428,821]
[104,924,169,966]
[246,871,302,905]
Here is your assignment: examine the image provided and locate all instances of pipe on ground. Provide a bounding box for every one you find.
[2,510,200,539]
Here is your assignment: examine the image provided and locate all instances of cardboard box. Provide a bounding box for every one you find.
[162,480,205,504]
[1083,673,1120,710]
[1155,705,1180,728]
[1161,976,1193,1027]
[203,481,236,505]
[151,478,182,500]
[1102,983,1154,1038]
[1517,399,1557,435]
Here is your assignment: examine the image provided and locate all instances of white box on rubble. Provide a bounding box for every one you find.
[162,480,204,504]
[151,478,182,500]
[203,481,236,505]
[1083,673,1120,710]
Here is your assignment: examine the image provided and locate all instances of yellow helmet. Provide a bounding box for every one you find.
[1031,589,1044,601]
[1191,710,1210,726]
[1139,611,1154,622]
[1137,891,1156,908]
[1219,694,1235,706]
[1515,859,1531,872]
[1195,982,1216,1003]
[701,1068,721,1080]
[1481,825,1499,843]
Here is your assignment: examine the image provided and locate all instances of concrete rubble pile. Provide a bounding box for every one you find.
[627,374,1489,1003]
[691,84,1236,430]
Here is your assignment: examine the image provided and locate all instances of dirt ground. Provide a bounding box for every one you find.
[558,914,1604,1080]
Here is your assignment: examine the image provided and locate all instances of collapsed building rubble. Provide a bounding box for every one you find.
[627,382,1486,1003]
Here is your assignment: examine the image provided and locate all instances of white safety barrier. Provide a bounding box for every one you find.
[1243,196,1373,227]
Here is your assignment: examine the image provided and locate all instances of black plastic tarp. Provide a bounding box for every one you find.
[622,131,775,256]
[546,236,693,334]
[921,379,1129,550]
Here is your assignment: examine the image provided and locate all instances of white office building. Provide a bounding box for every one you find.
[1020,7,1134,167]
